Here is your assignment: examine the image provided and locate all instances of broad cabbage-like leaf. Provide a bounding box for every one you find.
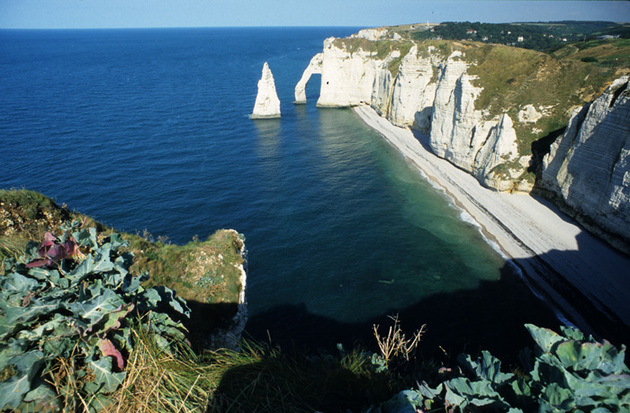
[84,357,126,394]
[0,299,60,326]
[525,324,564,353]
[445,377,506,407]
[0,351,44,410]
[0,226,193,408]
[64,288,125,327]
[0,271,41,293]
[458,350,514,384]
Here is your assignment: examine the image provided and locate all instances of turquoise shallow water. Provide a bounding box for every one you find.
[0,27,560,356]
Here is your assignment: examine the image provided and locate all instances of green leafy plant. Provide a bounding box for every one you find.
[0,222,190,411]
[371,324,630,412]
[522,324,630,412]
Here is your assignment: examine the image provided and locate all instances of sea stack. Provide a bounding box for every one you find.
[251,62,281,119]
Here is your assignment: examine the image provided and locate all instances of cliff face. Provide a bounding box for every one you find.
[296,32,630,250]
[540,77,630,250]
[388,45,437,129]
[301,39,536,191]
[316,37,398,107]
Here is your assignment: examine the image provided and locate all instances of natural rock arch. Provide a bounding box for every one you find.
[294,53,323,104]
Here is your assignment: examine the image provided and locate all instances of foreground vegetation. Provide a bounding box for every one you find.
[0,189,245,305]
[1,189,629,411]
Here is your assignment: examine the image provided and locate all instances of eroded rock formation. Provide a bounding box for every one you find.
[302,40,534,191]
[294,53,323,104]
[317,37,396,107]
[251,62,281,119]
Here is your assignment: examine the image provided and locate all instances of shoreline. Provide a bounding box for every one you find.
[353,105,630,341]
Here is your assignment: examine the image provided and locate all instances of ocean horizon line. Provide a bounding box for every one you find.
[0,25,366,32]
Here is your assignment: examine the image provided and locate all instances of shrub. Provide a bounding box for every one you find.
[371,324,630,412]
[0,222,190,411]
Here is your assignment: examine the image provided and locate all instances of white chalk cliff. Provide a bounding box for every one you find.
[541,77,630,250]
[294,53,323,104]
[316,37,395,107]
[298,39,532,191]
[296,32,630,250]
[388,45,437,129]
[251,62,281,119]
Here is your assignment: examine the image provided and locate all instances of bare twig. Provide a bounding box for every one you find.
[372,314,426,366]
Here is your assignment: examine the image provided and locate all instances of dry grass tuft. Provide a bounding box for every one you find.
[373,314,426,367]
[107,327,220,413]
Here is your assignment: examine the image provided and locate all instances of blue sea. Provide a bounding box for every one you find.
[0,27,561,356]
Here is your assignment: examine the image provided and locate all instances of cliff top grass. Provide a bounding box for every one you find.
[0,189,244,306]
[461,39,628,154]
[555,38,630,67]
[394,20,630,52]
[408,38,628,154]
[332,37,414,78]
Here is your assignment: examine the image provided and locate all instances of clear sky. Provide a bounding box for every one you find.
[0,0,628,29]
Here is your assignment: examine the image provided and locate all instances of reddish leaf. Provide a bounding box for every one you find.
[63,238,78,257]
[46,244,65,261]
[42,232,57,247]
[25,258,55,268]
[98,338,125,370]
[36,232,57,258]
[28,232,79,267]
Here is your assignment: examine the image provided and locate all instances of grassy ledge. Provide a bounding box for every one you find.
[1,189,244,305]
[0,189,246,349]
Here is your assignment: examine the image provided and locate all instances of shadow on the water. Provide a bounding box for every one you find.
[208,116,630,410]
[244,236,630,361]
[246,261,561,364]
[205,232,630,412]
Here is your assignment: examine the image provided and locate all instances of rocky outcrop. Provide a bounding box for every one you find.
[251,62,281,119]
[0,190,250,350]
[472,114,521,191]
[294,53,323,104]
[350,28,389,41]
[540,77,630,251]
[317,37,398,107]
[207,230,248,350]
[388,45,437,129]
